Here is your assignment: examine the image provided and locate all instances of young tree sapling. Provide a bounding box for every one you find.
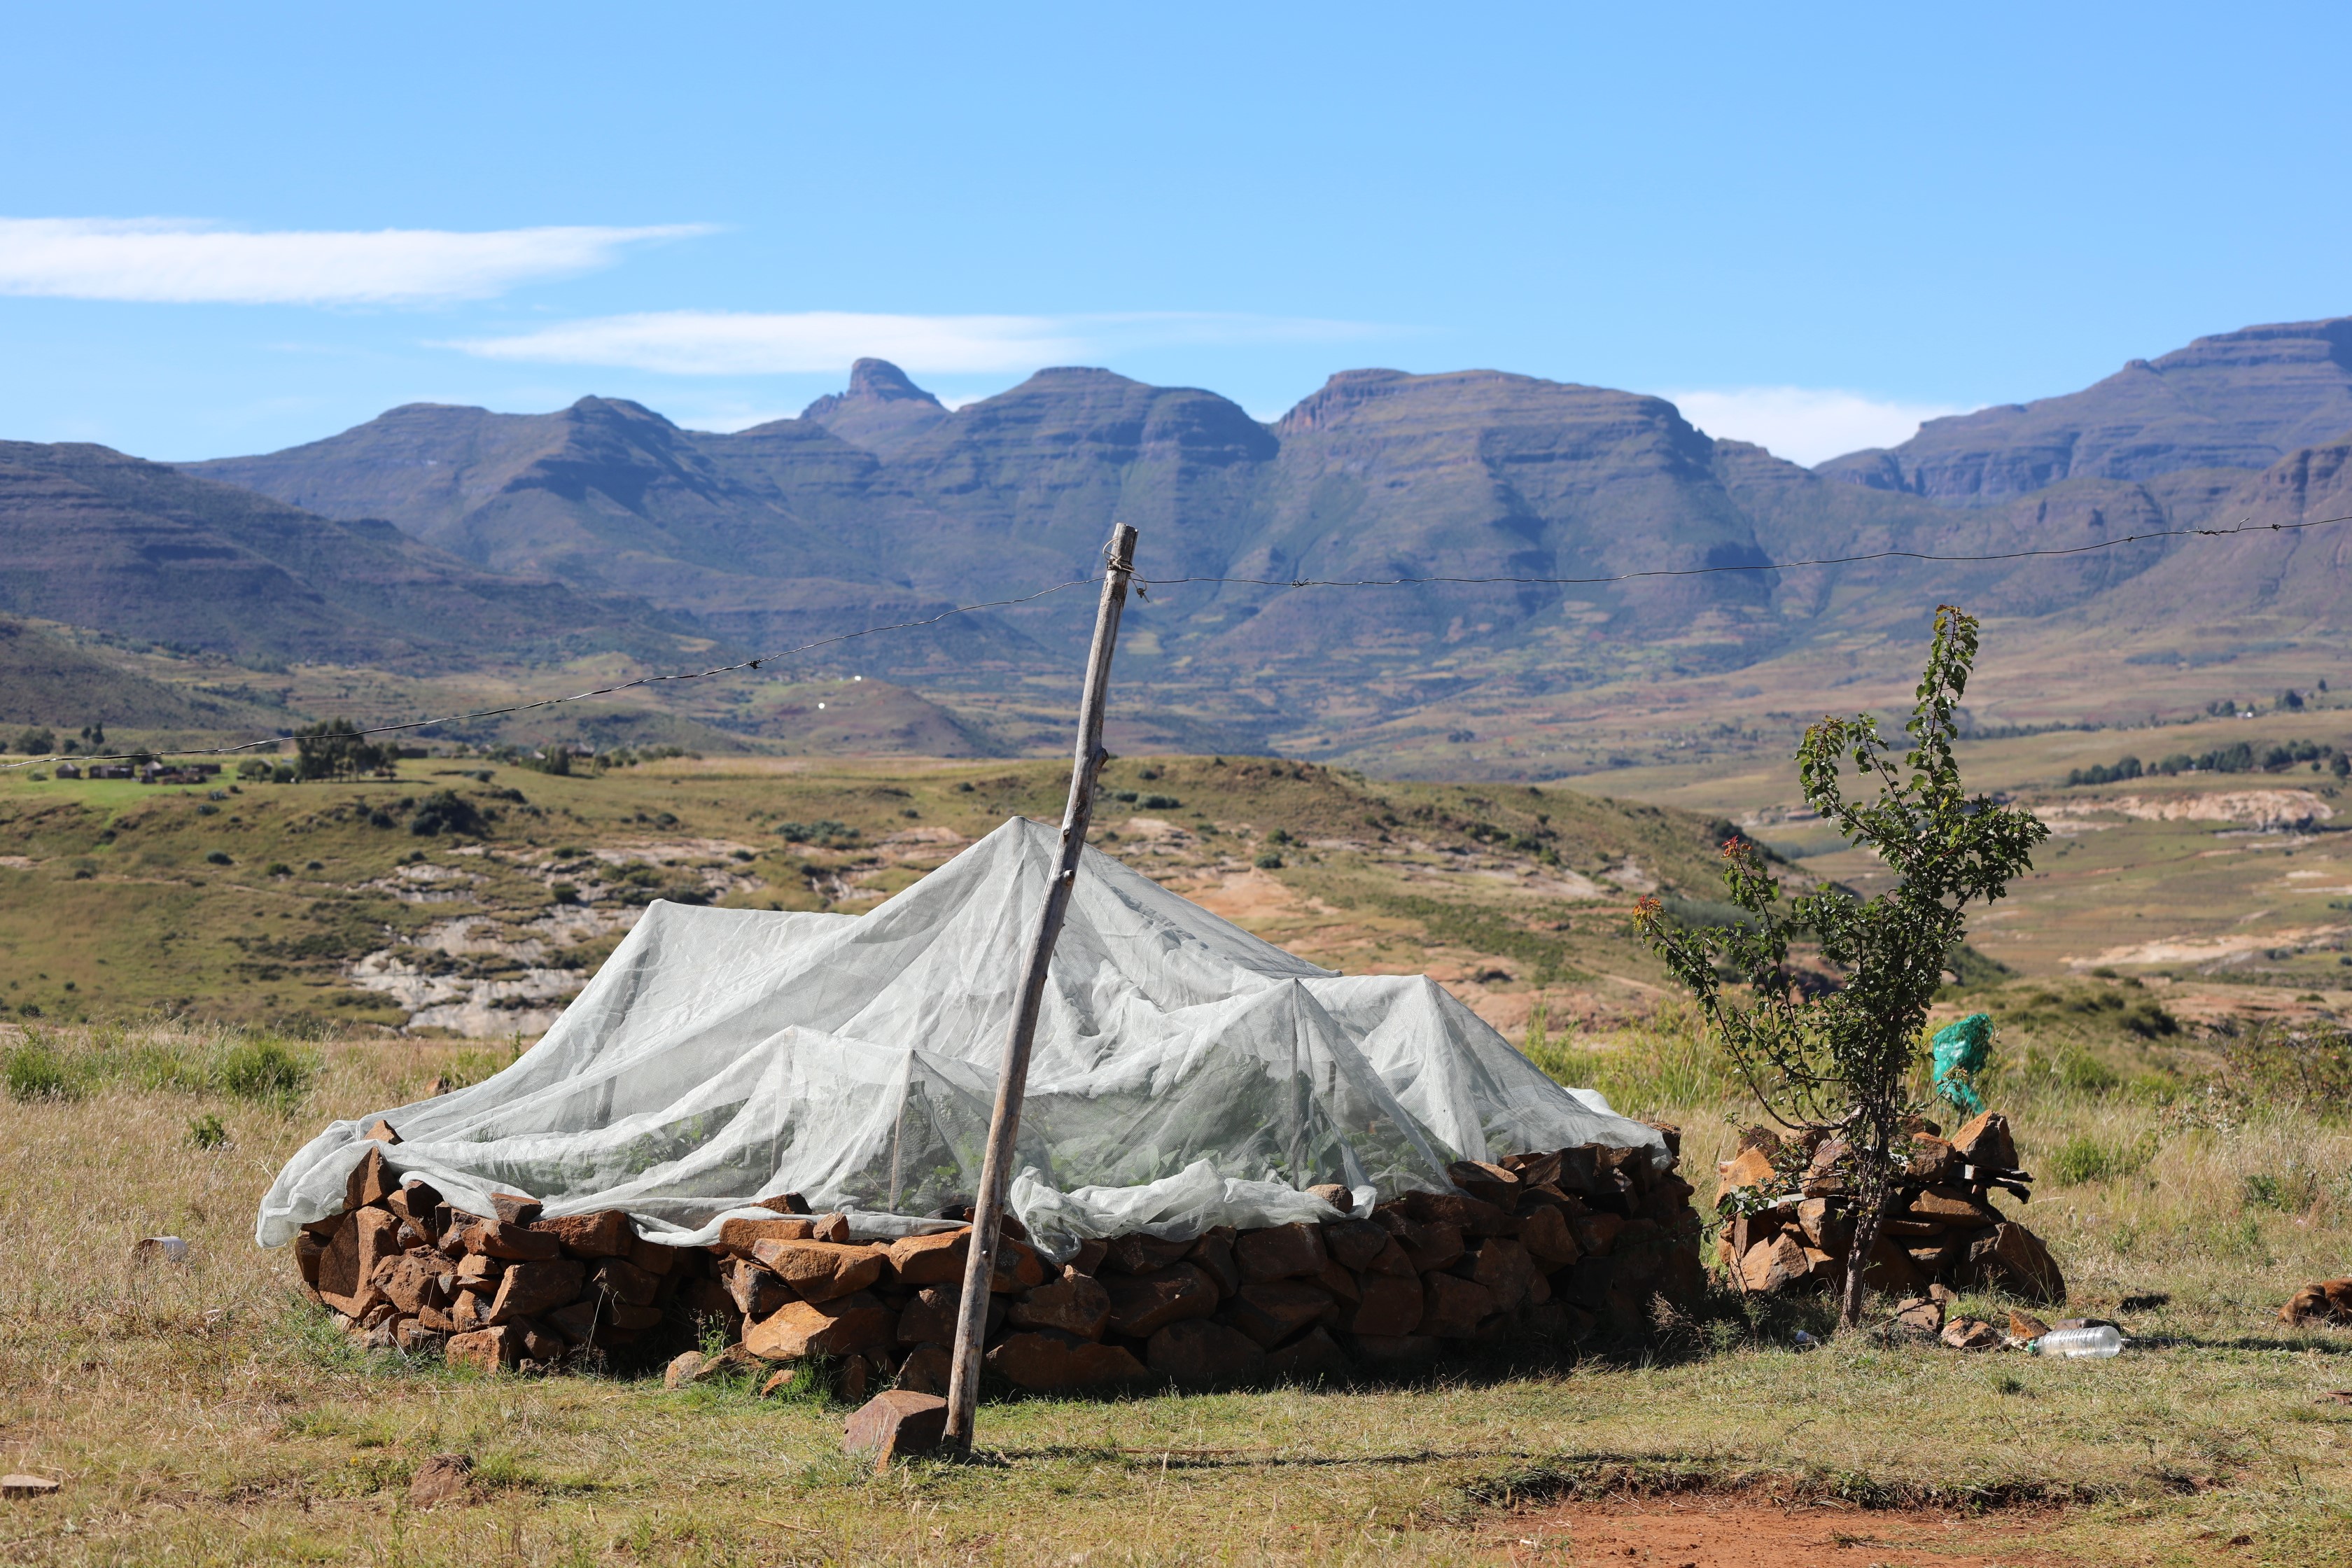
[1636,606,2047,1329]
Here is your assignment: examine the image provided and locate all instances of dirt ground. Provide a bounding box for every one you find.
[1488,1497,2073,1567]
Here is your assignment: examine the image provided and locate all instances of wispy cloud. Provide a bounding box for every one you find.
[0,217,710,304]
[447,309,1387,375]
[1663,386,1968,466]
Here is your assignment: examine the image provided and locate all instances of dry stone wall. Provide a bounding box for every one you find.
[298,1129,1706,1389]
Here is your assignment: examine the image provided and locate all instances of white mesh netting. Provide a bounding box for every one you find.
[257,818,1663,1261]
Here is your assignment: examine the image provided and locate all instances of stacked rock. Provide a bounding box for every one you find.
[298,1130,1707,1386]
[1714,1111,2065,1305]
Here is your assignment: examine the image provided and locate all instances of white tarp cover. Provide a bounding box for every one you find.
[257,818,1665,1261]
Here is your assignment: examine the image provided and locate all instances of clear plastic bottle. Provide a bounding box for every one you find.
[2030,1325,2122,1358]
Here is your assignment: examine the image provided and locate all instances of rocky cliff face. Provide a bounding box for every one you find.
[186,362,1881,679]
[1819,316,2352,503]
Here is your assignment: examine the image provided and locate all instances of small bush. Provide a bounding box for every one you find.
[2241,1168,2323,1211]
[1254,852,1284,870]
[2056,1047,2122,1093]
[221,1037,318,1106]
[4,1040,81,1102]
[1139,794,1180,810]
[2050,1133,2153,1186]
[189,1112,230,1149]
[204,850,232,865]
[774,819,857,848]
[409,790,488,837]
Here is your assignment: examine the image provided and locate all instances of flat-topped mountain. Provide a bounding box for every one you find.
[188,363,1963,678]
[1819,316,2352,503]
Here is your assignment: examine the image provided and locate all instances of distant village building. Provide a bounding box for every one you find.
[139,762,222,785]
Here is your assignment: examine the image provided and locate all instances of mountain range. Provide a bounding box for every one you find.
[0,440,681,669]
[6,314,2349,755]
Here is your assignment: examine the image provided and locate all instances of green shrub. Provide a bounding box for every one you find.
[409,790,488,837]
[1254,852,1284,870]
[2056,1047,2122,1093]
[204,850,232,865]
[2241,1166,2323,1212]
[2050,1132,2153,1185]
[773,819,858,847]
[220,1037,318,1105]
[4,1039,81,1101]
[189,1112,229,1149]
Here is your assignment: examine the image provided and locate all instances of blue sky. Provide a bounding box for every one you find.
[3,3,2346,465]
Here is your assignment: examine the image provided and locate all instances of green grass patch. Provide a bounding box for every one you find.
[4,1035,84,1101]
[2049,1131,2156,1185]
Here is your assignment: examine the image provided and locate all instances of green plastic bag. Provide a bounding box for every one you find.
[1931,1012,1993,1118]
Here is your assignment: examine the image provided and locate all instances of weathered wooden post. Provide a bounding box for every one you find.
[941,522,1139,1453]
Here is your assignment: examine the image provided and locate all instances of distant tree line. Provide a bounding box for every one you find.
[6,723,105,756]
[2066,738,2349,786]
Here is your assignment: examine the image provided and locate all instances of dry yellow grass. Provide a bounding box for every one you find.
[2,1023,2350,1566]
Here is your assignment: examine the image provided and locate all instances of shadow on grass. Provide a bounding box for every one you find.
[2131,1331,2352,1355]
[1455,1454,2118,1513]
[284,1280,1861,1411]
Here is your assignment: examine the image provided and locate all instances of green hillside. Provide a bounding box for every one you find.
[0,752,1737,1035]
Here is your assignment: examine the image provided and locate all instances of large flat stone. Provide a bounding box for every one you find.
[748,1239,888,1302]
[1147,1318,1266,1382]
[1007,1270,1112,1339]
[844,1391,948,1465]
[1235,1223,1326,1282]
[745,1294,893,1361]
[486,1259,586,1324]
[987,1330,1149,1391]
[1345,1274,1424,1337]
[1224,1280,1336,1348]
[532,1209,634,1259]
[1104,1263,1218,1338]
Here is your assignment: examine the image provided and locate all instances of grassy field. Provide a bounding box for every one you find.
[0,750,1740,1037]
[1,1014,2348,1566]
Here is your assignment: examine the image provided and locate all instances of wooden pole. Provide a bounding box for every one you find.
[942,522,1138,1452]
